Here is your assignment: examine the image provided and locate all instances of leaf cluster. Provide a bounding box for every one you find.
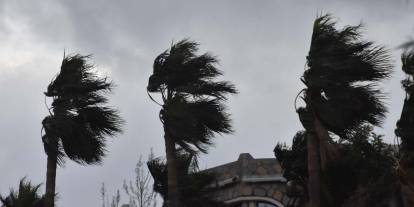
[42,54,123,165]
[396,51,414,153]
[147,39,237,154]
[147,151,226,207]
[0,178,44,207]
[302,15,392,139]
[276,126,399,207]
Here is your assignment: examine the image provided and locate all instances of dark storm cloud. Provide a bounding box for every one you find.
[1,0,414,206]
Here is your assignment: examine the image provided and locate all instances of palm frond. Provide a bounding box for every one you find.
[149,40,234,98]
[148,39,236,154]
[42,54,123,165]
[311,84,387,138]
[176,81,237,100]
[162,96,232,153]
[0,178,44,207]
[303,14,392,138]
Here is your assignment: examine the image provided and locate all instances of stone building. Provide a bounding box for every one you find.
[204,153,289,207]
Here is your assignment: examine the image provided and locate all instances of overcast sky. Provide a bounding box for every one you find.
[1,0,414,206]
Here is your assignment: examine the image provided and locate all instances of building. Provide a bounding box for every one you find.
[204,153,289,207]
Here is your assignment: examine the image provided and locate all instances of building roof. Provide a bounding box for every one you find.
[204,153,286,187]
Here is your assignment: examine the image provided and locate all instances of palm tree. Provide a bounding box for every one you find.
[147,39,236,207]
[395,51,414,207]
[0,178,44,207]
[41,54,123,207]
[297,15,392,207]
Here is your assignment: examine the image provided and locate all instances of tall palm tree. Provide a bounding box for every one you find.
[297,15,392,207]
[41,54,123,207]
[0,178,44,207]
[395,51,414,207]
[147,39,236,207]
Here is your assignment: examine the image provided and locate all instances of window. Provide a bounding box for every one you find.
[257,202,277,207]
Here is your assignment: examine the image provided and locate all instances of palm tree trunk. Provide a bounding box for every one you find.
[164,127,180,207]
[45,155,57,207]
[305,91,321,207]
[307,130,321,207]
[312,116,338,172]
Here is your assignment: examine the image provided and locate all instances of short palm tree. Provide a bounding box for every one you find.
[0,178,44,207]
[41,54,123,207]
[147,151,225,207]
[297,15,392,207]
[147,39,236,207]
[395,51,414,207]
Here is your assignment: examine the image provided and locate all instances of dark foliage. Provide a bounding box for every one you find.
[147,152,226,207]
[274,131,307,207]
[0,178,44,207]
[161,96,232,153]
[395,51,414,207]
[300,14,392,138]
[42,54,123,165]
[330,126,399,207]
[396,51,414,153]
[147,39,237,154]
[148,40,236,99]
[275,126,399,207]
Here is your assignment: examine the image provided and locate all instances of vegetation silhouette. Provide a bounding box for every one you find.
[147,39,236,207]
[395,50,414,206]
[0,178,44,207]
[147,150,226,207]
[296,14,392,207]
[275,125,400,207]
[0,12,412,207]
[41,54,123,207]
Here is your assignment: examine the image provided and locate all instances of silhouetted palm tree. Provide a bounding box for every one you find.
[0,178,44,207]
[395,51,414,207]
[41,54,123,207]
[147,39,236,207]
[297,15,392,207]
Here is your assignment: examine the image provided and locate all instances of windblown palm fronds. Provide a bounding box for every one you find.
[0,178,44,207]
[147,39,236,207]
[148,39,237,154]
[41,54,123,207]
[297,14,392,207]
[302,14,392,138]
[42,54,123,165]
